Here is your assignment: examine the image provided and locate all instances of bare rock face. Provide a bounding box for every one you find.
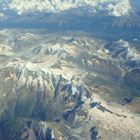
[0,119,55,140]
[125,68,140,89]
[90,127,99,140]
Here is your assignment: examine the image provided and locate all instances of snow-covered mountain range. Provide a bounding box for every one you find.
[0,1,140,140]
[0,0,139,17]
[0,29,140,140]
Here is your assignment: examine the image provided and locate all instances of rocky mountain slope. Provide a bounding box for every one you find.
[0,29,140,140]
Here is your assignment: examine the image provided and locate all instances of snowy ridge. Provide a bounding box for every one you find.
[3,60,90,100]
[106,39,140,61]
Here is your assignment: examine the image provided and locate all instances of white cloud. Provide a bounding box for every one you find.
[107,0,131,16]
